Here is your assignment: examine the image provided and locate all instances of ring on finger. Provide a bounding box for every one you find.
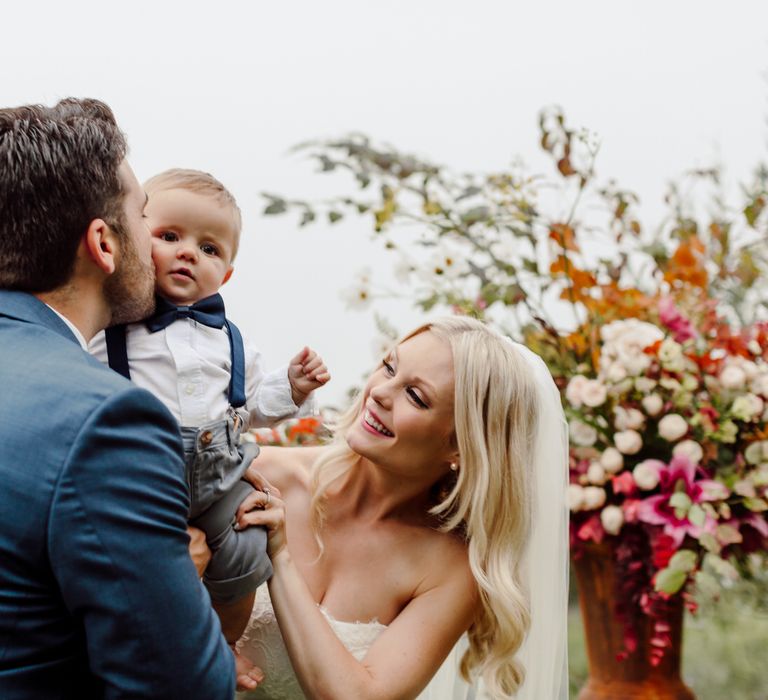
[263,488,271,507]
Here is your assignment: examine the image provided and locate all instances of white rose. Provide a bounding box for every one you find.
[600,447,624,474]
[581,379,608,408]
[567,484,586,512]
[599,319,664,377]
[614,429,643,455]
[615,407,645,431]
[582,486,607,511]
[748,339,762,355]
[600,505,625,535]
[570,419,597,447]
[740,360,759,380]
[658,413,688,442]
[635,377,657,393]
[606,363,628,383]
[673,439,704,464]
[659,377,682,392]
[565,375,588,408]
[642,393,664,417]
[720,365,747,391]
[633,460,661,490]
[587,461,607,485]
[731,394,765,422]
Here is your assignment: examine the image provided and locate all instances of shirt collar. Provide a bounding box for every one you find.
[45,305,88,350]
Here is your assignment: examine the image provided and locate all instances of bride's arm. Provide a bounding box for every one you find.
[236,489,477,700]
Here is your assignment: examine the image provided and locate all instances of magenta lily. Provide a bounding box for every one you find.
[635,456,724,548]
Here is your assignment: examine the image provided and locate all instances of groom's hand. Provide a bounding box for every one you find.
[231,644,264,691]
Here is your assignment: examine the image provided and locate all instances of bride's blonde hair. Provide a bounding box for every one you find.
[309,316,539,698]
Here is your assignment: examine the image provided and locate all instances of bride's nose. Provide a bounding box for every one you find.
[368,378,392,408]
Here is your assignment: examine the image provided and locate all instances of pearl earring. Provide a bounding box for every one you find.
[449,461,459,472]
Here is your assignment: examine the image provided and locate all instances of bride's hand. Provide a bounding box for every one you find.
[236,471,287,559]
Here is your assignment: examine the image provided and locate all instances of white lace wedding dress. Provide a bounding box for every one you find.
[235,585,472,700]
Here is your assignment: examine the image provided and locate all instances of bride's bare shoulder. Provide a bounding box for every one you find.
[250,445,327,489]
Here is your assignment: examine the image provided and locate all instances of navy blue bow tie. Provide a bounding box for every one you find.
[145,293,226,333]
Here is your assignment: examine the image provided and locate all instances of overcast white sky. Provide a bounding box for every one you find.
[3,1,767,407]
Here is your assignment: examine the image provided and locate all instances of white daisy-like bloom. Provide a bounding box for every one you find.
[421,243,469,281]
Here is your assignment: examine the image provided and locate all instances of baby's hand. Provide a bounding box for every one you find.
[288,347,330,406]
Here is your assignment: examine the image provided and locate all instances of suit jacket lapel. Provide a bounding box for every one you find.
[0,289,82,347]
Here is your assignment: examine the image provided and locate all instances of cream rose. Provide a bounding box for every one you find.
[567,484,586,512]
[565,375,589,408]
[600,505,625,535]
[642,393,664,417]
[570,419,597,447]
[731,393,764,422]
[583,486,607,511]
[614,429,643,455]
[599,447,623,474]
[720,365,747,391]
[658,338,684,371]
[614,406,645,431]
[581,379,608,408]
[672,439,704,464]
[658,413,688,442]
[587,461,607,485]
[635,377,657,393]
[633,460,661,490]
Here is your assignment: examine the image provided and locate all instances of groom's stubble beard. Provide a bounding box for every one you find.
[104,221,156,326]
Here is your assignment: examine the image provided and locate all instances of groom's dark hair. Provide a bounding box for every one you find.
[0,97,128,292]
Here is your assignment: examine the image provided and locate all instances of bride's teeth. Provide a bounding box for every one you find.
[364,410,393,437]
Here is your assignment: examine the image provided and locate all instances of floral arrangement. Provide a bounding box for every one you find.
[261,107,768,663]
[565,310,768,662]
[246,416,328,447]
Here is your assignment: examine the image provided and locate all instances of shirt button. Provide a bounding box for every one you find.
[200,430,213,446]
[185,384,195,395]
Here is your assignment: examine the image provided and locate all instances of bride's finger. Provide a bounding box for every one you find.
[243,466,282,499]
[235,504,284,532]
[236,489,277,519]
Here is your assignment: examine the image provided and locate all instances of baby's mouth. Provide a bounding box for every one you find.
[363,409,394,437]
[171,267,194,280]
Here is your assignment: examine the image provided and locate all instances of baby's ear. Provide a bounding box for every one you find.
[221,266,234,286]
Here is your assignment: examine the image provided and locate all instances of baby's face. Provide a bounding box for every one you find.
[146,188,238,306]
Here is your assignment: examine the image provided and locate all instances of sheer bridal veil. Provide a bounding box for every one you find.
[418,340,570,700]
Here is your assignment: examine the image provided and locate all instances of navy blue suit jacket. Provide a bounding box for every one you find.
[0,291,234,699]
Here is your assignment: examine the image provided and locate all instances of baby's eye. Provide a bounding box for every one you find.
[159,231,178,242]
[201,243,219,256]
[382,359,395,376]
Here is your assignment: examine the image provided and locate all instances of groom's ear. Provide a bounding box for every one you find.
[80,218,117,276]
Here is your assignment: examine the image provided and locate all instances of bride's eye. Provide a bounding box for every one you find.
[407,387,429,409]
[382,359,395,376]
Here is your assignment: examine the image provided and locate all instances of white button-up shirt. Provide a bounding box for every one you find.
[90,319,304,428]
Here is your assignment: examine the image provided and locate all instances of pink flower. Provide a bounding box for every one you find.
[612,471,638,496]
[635,455,721,547]
[659,298,697,343]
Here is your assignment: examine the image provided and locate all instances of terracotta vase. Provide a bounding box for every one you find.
[573,541,696,700]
